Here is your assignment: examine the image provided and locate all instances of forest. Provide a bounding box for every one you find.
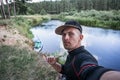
[0,0,120,29]
[0,0,120,17]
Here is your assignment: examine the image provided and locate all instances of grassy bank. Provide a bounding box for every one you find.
[0,15,57,80]
[0,45,57,80]
[0,15,50,39]
[54,10,120,30]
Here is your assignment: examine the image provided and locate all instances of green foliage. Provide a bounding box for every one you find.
[40,9,47,15]
[13,17,26,25]
[15,0,28,15]
[57,10,120,30]
[0,45,57,80]
[0,19,11,26]
[11,16,49,39]
[0,45,36,80]
[68,11,78,15]
[1,0,120,19]
[27,7,35,15]
[51,51,67,65]
[58,12,69,20]
[25,0,120,15]
[0,15,50,39]
[57,52,67,65]
[12,17,33,39]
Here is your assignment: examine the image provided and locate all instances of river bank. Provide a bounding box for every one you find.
[0,15,50,49]
[0,15,58,80]
[0,25,32,49]
[51,10,120,30]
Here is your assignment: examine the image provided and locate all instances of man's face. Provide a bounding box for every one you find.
[62,27,83,51]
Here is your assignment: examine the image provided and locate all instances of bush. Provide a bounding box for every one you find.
[0,19,11,26]
[58,10,120,30]
[40,9,47,15]
[0,45,57,80]
[58,12,69,20]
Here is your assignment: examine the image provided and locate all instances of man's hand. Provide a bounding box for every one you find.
[42,54,56,65]
[42,54,62,73]
[47,56,57,65]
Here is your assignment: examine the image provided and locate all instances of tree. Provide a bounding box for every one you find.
[13,0,16,17]
[5,0,11,18]
[0,0,6,19]
[15,0,32,15]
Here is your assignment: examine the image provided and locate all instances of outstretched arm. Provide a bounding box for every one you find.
[100,71,120,80]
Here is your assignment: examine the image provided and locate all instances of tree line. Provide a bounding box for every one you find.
[0,0,120,19]
[0,0,29,19]
[27,0,120,14]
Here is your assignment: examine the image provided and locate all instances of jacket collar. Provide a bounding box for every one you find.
[68,46,85,57]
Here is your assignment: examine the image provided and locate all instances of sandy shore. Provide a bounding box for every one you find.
[0,25,33,49]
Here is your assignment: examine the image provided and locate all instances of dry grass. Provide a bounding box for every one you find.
[0,45,58,80]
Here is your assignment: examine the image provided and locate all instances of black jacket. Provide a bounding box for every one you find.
[60,46,111,80]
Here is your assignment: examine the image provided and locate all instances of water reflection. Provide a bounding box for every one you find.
[30,20,64,53]
[82,26,120,70]
[30,20,120,70]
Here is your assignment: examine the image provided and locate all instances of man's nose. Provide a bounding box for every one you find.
[64,34,69,40]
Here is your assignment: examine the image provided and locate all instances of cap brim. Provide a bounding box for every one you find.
[55,25,78,35]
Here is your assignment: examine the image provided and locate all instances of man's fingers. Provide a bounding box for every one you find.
[42,54,54,61]
[47,56,56,64]
[42,54,47,61]
[47,57,55,62]
[41,54,56,64]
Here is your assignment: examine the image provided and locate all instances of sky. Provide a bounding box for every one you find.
[0,0,60,4]
[31,0,59,2]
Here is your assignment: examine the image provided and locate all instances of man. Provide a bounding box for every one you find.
[43,20,120,80]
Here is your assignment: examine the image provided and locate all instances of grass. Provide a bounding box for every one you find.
[0,15,50,39]
[12,15,50,39]
[0,15,59,80]
[0,13,77,80]
[57,10,120,30]
[0,45,58,80]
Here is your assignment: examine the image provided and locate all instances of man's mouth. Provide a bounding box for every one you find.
[64,42,70,45]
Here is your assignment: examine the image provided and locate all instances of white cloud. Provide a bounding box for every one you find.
[32,0,40,2]
[31,0,58,2]
[93,55,99,60]
[0,0,60,4]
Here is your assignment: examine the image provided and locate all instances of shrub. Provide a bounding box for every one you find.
[58,10,120,30]
[0,45,57,80]
[40,9,47,15]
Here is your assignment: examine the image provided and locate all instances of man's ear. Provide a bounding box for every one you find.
[80,34,83,40]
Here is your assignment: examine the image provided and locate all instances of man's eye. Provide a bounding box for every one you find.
[62,33,66,36]
[68,32,74,36]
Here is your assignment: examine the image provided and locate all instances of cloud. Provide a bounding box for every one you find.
[93,55,99,60]
[31,0,58,2]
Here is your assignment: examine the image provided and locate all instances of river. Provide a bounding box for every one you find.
[30,20,120,70]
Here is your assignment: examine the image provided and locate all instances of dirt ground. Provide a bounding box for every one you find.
[0,25,62,80]
[0,25,33,49]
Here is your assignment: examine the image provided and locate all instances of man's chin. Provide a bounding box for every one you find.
[64,46,71,50]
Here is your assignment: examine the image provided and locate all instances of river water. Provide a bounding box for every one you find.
[30,20,120,70]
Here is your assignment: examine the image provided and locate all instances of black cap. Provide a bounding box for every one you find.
[55,20,82,35]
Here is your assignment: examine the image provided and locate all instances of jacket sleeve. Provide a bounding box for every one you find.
[81,66,112,80]
[74,53,112,80]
